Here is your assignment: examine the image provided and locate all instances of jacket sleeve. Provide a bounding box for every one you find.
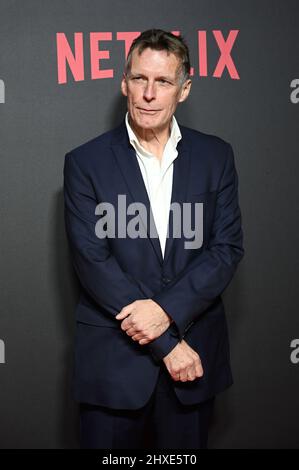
[63,151,179,362]
[152,143,244,340]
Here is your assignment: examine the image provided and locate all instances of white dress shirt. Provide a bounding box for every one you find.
[125,111,182,258]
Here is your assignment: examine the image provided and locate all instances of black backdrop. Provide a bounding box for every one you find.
[0,0,298,448]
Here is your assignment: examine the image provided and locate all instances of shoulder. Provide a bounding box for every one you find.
[64,123,123,166]
[179,124,234,174]
[179,124,231,153]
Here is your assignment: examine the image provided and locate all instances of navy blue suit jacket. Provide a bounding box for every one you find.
[63,120,244,409]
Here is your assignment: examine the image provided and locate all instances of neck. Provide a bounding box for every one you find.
[128,114,171,159]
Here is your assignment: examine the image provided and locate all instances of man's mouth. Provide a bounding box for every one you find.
[137,108,160,115]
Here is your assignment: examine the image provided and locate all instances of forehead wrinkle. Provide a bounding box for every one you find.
[130,62,180,82]
[130,69,177,81]
[130,49,180,80]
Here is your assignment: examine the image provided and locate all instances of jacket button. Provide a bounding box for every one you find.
[162,276,172,284]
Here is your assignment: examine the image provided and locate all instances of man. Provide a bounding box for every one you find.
[63,29,244,449]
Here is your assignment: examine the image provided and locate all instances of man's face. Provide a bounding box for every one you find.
[121,47,191,132]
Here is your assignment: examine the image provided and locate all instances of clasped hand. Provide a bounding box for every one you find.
[115,299,204,382]
[115,299,171,345]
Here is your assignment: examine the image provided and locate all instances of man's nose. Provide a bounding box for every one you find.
[143,82,156,101]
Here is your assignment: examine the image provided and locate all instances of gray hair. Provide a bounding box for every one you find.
[124,29,191,86]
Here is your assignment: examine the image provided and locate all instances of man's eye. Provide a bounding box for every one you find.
[159,79,169,84]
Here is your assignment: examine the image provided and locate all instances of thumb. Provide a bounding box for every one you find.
[115,304,132,320]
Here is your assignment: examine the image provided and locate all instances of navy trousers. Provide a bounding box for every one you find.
[79,365,215,449]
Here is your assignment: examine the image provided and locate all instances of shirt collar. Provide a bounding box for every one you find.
[125,111,182,158]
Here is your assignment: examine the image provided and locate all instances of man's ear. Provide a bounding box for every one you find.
[121,73,128,97]
[178,79,192,103]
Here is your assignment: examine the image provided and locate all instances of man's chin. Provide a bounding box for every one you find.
[133,117,166,131]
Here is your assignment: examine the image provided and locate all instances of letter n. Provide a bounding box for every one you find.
[56,33,84,84]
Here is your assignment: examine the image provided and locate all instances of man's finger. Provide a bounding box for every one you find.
[195,360,204,378]
[179,369,188,382]
[125,327,136,336]
[186,365,197,381]
[173,372,181,381]
[115,305,132,320]
[139,338,149,345]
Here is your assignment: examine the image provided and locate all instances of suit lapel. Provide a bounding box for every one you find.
[163,140,191,265]
[111,122,191,267]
